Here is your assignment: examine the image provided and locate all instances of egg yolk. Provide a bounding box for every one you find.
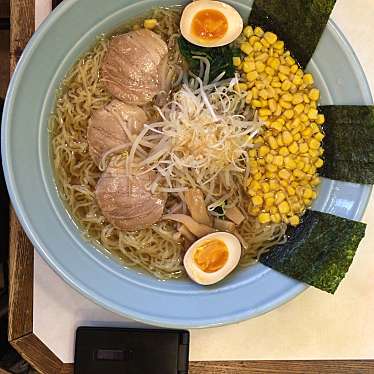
[191,9,228,41]
[194,239,229,273]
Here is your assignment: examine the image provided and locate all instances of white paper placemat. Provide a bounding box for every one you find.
[33,0,374,363]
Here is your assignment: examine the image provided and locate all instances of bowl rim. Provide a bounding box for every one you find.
[2,0,373,328]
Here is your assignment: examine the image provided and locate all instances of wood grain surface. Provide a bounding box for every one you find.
[8,211,34,341]
[8,0,35,338]
[49,361,374,374]
[12,334,65,373]
[8,0,35,344]
[6,0,374,372]
[0,29,9,98]
[9,0,34,68]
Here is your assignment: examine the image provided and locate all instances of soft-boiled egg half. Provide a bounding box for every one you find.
[180,0,243,48]
[183,232,241,285]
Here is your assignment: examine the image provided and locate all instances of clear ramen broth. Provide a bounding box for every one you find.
[50,7,287,280]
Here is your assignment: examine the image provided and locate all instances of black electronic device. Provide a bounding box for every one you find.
[74,326,189,374]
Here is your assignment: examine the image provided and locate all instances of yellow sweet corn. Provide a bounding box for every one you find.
[255,61,266,73]
[254,26,264,37]
[247,71,258,81]
[293,75,303,86]
[279,146,289,156]
[316,114,325,125]
[254,41,262,51]
[238,28,324,226]
[309,138,320,150]
[235,83,247,92]
[240,42,253,55]
[271,213,282,224]
[290,64,298,74]
[289,215,300,226]
[292,93,304,105]
[293,104,303,115]
[144,19,158,29]
[273,155,284,167]
[315,132,325,142]
[308,88,320,101]
[242,61,255,73]
[284,157,297,170]
[268,136,278,149]
[303,73,314,85]
[288,142,299,154]
[274,40,284,50]
[233,56,242,67]
[315,158,324,168]
[279,169,291,180]
[278,201,290,214]
[243,25,254,38]
[252,99,262,108]
[264,31,277,44]
[258,213,271,224]
[258,145,270,157]
[284,109,294,119]
[252,195,264,206]
[248,149,257,158]
[262,182,270,193]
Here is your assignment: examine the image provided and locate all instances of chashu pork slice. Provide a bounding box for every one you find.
[101,29,168,105]
[87,99,147,166]
[96,162,166,231]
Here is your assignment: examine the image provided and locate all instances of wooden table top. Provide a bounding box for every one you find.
[7,0,374,372]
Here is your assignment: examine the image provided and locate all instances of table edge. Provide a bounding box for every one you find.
[7,0,374,373]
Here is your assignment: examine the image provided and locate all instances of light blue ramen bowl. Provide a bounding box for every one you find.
[2,0,372,328]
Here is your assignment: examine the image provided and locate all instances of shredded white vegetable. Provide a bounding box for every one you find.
[125,77,263,210]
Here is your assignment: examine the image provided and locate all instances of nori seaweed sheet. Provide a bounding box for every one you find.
[248,0,337,68]
[320,160,374,184]
[259,210,366,294]
[319,106,374,184]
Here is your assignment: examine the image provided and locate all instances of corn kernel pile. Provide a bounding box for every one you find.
[234,26,325,226]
